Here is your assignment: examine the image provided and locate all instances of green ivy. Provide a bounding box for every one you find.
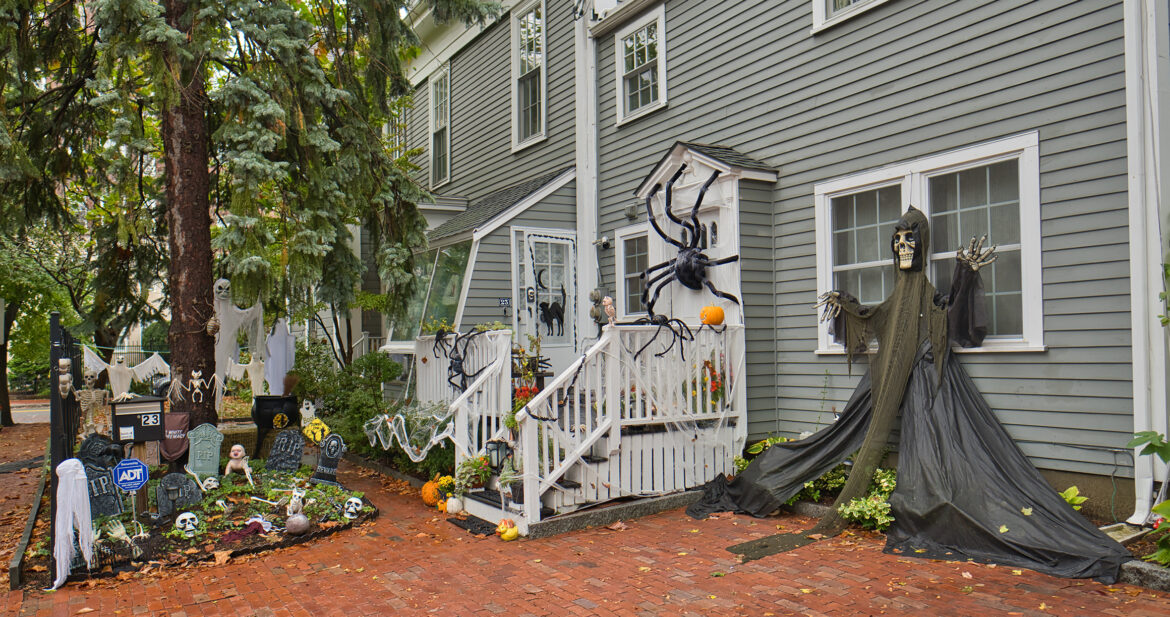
[838,468,897,531]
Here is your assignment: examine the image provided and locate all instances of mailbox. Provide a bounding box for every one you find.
[110,396,165,444]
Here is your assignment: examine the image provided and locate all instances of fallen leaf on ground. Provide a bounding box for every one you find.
[1011,569,1023,575]
[961,571,972,579]
[1021,507,1033,516]
[800,588,813,594]
[76,608,95,614]
[214,551,231,565]
[638,566,651,572]
[807,533,825,540]
[605,521,628,531]
[998,525,1009,533]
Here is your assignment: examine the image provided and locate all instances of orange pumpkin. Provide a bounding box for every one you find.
[421,475,443,506]
[700,305,725,326]
[437,499,447,513]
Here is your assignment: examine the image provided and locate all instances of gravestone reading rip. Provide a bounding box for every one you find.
[84,463,124,518]
[267,429,305,473]
[187,423,224,479]
[157,473,202,518]
[310,433,346,487]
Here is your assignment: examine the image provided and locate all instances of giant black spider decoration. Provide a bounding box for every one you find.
[640,164,741,317]
[447,329,488,392]
[632,313,694,361]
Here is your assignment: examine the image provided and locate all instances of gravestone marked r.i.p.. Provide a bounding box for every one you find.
[84,463,123,518]
[187,423,224,478]
[310,434,346,487]
[267,429,305,473]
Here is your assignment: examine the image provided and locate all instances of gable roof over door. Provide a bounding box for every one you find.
[428,166,576,243]
[634,142,777,198]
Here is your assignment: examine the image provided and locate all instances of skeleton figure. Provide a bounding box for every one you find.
[640,165,740,317]
[77,370,111,436]
[169,369,223,405]
[715,207,1132,583]
[223,444,255,486]
[184,464,220,492]
[57,358,74,400]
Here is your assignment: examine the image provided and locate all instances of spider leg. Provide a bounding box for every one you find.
[703,280,741,306]
[640,267,676,314]
[644,273,678,317]
[703,254,739,266]
[635,322,667,360]
[662,165,695,236]
[641,258,677,279]
[688,170,721,248]
[645,184,686,249]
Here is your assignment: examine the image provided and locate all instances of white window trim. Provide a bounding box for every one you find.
[511,0,548,152]
[811,0,893,34]
[428,64,451,189]
[813,131,1045,354]
[614,222,650,319]
[613,4,667,127]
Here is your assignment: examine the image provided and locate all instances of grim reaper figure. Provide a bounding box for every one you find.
[689,207,1131,582]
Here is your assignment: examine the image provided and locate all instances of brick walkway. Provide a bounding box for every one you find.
[8,459,1170,617]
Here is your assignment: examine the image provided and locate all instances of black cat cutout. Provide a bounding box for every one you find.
[538,285,566,336]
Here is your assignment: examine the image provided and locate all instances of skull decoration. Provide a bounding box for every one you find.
[213,278,232,300]
[893,228,916,270]
[57,358,74,399]
[343,497,363,520]
[83,369,98,389]
[201,476,220,491]
[175,512,199,537]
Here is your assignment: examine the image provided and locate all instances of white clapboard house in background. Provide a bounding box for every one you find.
[372,0,1170,533]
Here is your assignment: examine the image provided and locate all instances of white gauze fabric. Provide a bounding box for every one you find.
[52,459,94,590]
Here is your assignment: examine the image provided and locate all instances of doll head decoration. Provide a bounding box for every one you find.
[224,444,255,486]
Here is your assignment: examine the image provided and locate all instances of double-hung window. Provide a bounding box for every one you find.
[814,132,1043,352]
[613,4,666,124]
[615,224,650,317]
[512,0,546,149]
[429,66,450,187]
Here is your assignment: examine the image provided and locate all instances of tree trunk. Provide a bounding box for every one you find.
[162,0,216,427]
[0,299,20,427]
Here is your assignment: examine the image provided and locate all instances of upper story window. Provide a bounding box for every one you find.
[388,97,410,159]
[615,224,650,317]
[812,0,893,33]
[814,132,1043,352]
[429,66,450,187]
[613,4,666,125]
[512,0,546,150]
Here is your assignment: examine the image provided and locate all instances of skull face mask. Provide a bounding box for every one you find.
[176,512,199,537]
[213,278,232,300]
[890,217,925,272]
[343,497,362,519]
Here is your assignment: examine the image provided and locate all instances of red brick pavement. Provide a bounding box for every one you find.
[8,460,1170,617]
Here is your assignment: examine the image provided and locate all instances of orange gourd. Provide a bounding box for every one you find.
[421,475,443,506]
[700,305,725,326]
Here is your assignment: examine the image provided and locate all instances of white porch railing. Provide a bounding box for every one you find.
[415,330,513,458]
[512,323,747,526]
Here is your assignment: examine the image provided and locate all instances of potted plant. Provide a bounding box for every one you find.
[455,455,492,495]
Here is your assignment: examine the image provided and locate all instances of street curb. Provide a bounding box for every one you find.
[9,469,47,590]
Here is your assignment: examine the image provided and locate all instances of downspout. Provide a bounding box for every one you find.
[1123,0,1170,525]
[574,1,600,350]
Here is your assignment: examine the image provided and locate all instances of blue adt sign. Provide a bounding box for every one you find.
[112,458,149,492]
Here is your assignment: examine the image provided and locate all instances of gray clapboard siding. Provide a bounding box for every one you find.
[408,0,576,204]
[593,0,1134,477]
[459,181,577,331]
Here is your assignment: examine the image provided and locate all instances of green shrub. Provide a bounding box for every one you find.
[838,468,897,531]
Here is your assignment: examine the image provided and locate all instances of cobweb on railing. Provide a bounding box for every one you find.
[517,324,746,497]
[362,401,455,463]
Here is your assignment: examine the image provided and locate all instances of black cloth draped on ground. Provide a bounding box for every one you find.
[687,341,1133,582]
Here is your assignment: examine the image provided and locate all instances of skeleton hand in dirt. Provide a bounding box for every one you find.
[956,235,997,272]
[814,291,845,323]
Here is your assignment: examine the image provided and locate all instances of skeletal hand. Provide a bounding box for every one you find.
[956,235,998,272]
[814,291,843,323]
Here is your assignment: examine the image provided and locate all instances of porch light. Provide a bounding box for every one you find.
[485,439,513,471]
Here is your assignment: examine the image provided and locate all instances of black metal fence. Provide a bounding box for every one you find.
[48,311,83,577]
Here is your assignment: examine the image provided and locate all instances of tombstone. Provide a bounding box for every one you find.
[267,429,306,473]
[84,463,123,518]
[78,433,122,469]
[310,434,346,487]
[187,423,224,478]
[156,473,201,518]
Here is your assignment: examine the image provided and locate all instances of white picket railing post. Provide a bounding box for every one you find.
[603,327,621,455]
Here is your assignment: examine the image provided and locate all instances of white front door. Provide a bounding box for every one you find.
[513,229,578,373]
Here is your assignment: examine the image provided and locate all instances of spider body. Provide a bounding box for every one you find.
[640,165,741,317]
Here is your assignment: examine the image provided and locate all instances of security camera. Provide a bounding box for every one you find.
[593,236,612,250]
